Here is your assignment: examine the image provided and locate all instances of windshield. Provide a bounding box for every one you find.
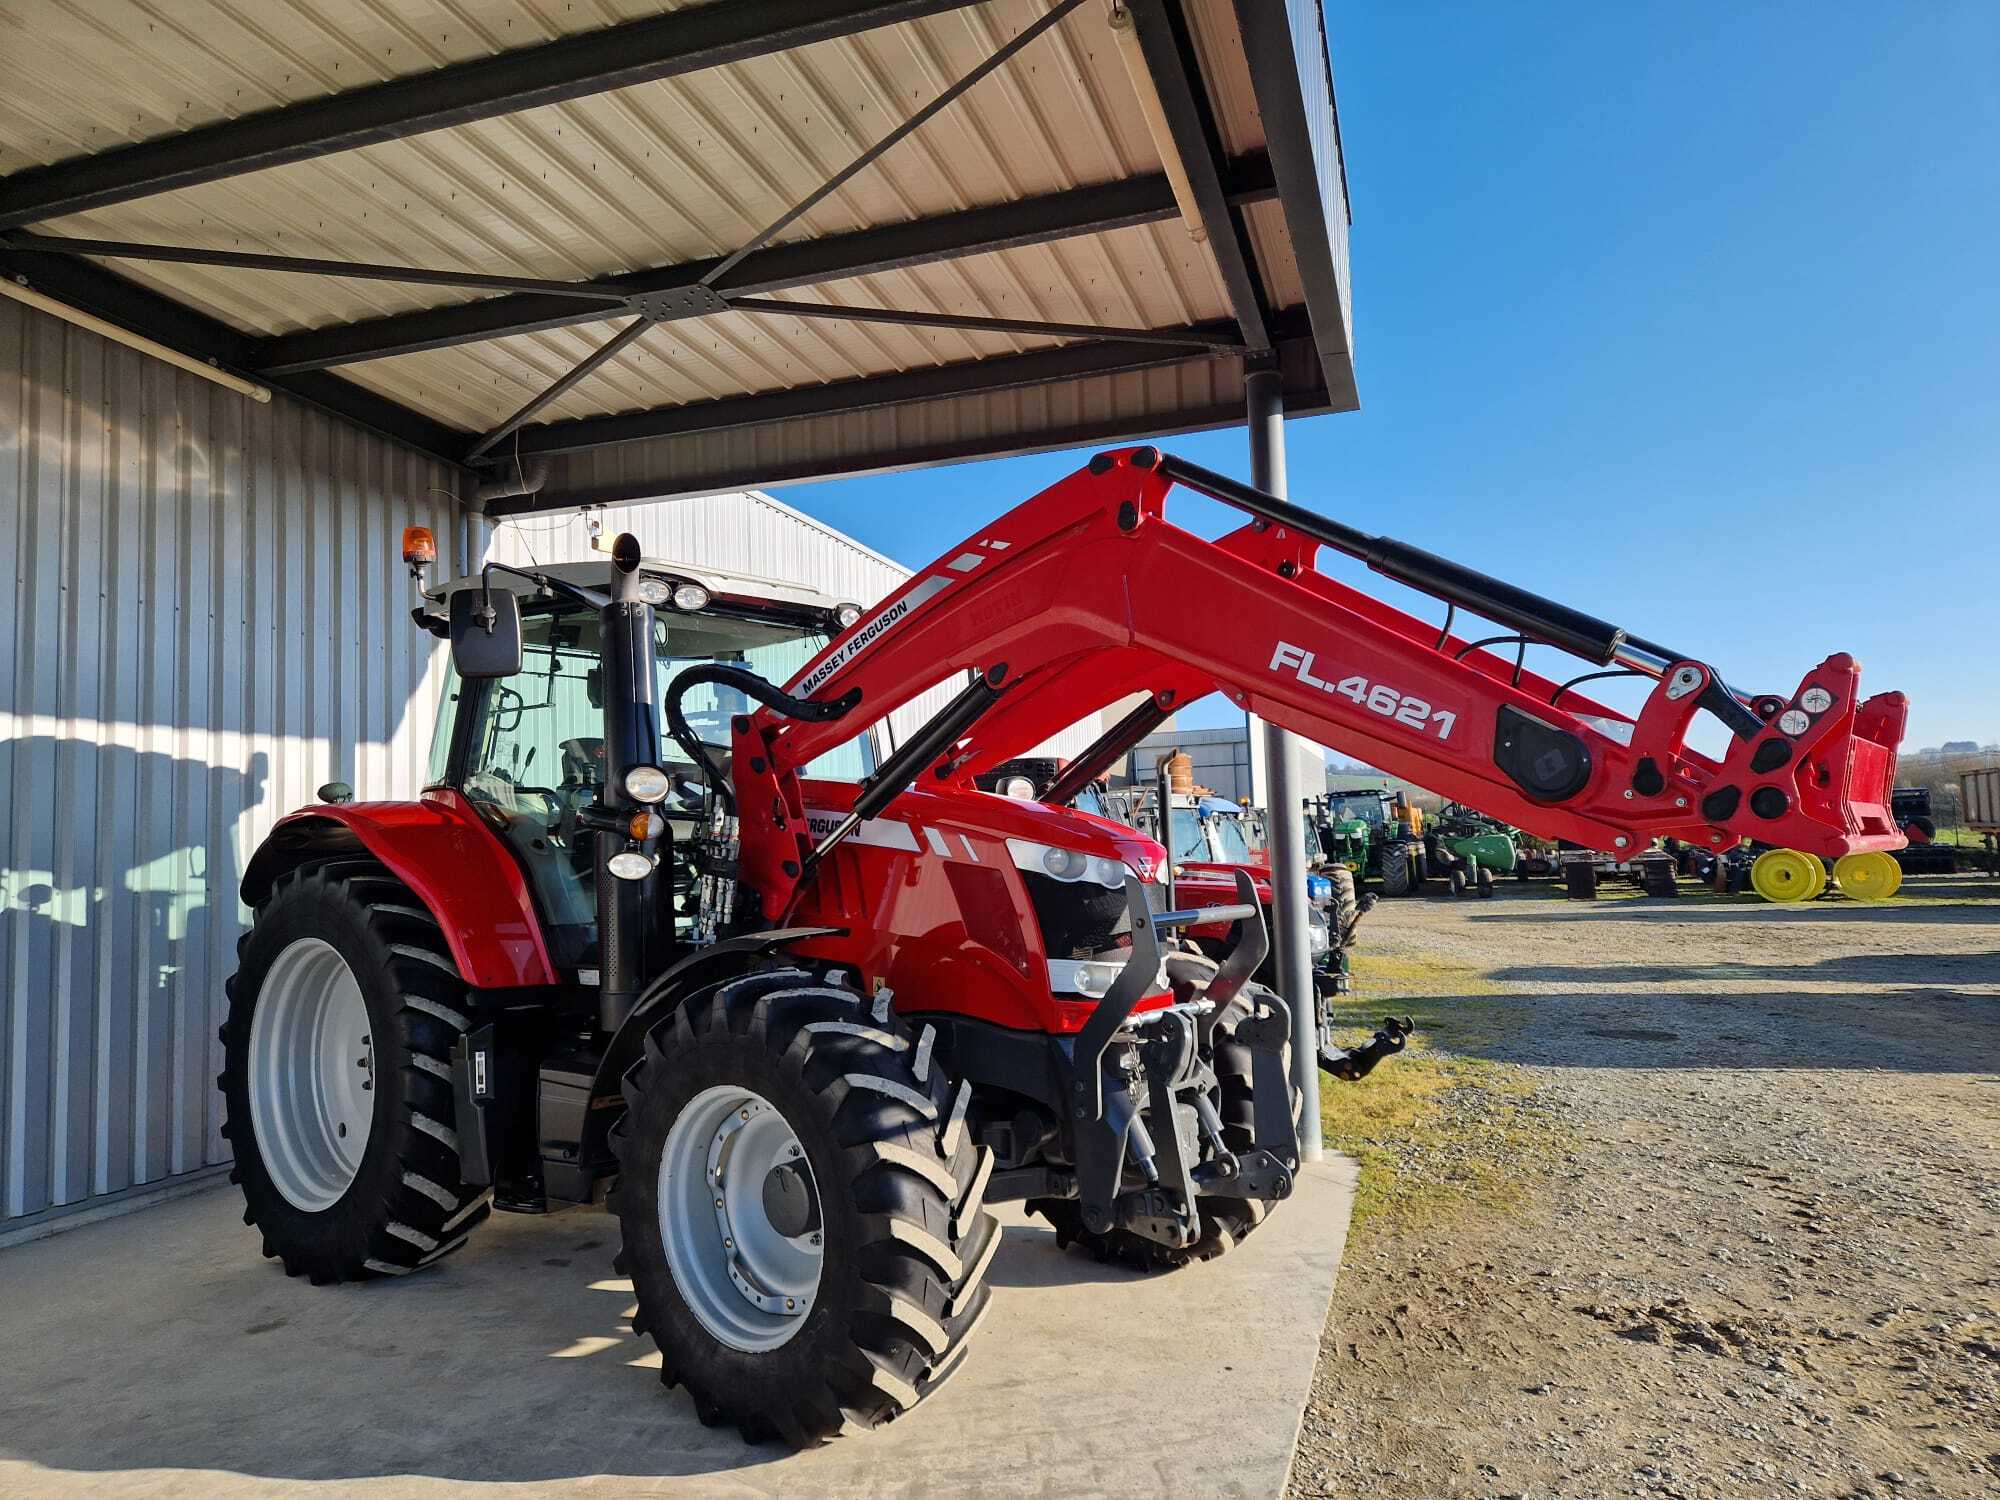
[1329,794,1387,826]
[1209,813,1252,863]
[658,611,872,779]
[1167,809,1207,862]
[463,605,874,794]
[1072,785,1106,818]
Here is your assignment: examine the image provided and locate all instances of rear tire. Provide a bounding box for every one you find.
[218,859,491,1283]
[1380,842,1414,897]
[1476,866,1496,898]
[611,969,998,1446]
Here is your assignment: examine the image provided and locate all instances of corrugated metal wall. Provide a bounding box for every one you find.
[0,301,462,1225]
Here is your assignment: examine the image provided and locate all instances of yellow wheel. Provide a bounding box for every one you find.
[1833,850,1903,901]
[1750,848,1819,903]
[1803,855,1829,900]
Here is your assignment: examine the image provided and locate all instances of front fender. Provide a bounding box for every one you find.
[241,790,557,989]
[578,928,846,1173]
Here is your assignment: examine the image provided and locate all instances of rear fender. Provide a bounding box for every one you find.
[241,790,557,988]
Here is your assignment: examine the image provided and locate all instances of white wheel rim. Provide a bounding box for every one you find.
[247,938,375,1212]
[659,1085,823,1352]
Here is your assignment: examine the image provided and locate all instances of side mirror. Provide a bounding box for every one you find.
[449,587,523,679]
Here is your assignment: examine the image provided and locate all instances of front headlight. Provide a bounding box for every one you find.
[1046,958,1127,998]
[998,774,1038,801]
[624,764,672,804]
[1006,837,1132,890]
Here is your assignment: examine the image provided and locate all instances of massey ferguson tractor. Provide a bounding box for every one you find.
[218,445,1905,1447]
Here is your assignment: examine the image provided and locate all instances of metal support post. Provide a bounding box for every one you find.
[1245,362,1322,1162]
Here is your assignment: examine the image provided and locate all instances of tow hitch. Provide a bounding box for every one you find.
[1320,1015,1413,1082]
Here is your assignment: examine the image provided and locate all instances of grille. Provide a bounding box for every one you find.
[1023,872,1135,960]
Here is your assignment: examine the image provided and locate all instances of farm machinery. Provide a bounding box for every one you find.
[1311,787,1521,898]
[219,445,1905,1446]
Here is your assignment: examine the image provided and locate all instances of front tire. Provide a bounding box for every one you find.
[1380,842,1414,897]
[611,969,998,1446]
[218,859,491,1283]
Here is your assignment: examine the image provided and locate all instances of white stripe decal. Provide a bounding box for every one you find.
[947,552,985,572]
[959,834,980,862]
[924,826,953,859]
[804,809,920,852]
[797,574,953,695]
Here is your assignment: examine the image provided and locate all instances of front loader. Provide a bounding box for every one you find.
[219,446,1903,1447]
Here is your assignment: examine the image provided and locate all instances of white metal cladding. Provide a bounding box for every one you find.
[481,492,1100,756]
[0,300,465,1225]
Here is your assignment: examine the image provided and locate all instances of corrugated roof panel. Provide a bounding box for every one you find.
[0,0,1359,488]
[1242,198,1306,318]
[1184,0,1264,159]
[13,1,1173,336]
[0,0,694,172]
[331,219,1235,432]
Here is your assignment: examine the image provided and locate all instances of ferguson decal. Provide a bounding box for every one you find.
[1270,640,1459,741]
[797,575,953,696]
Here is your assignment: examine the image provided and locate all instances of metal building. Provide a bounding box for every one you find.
[1125,722,1325,808]
[1,302,462,1228]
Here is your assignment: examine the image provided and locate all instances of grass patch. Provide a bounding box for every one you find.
[1318,951,1569,1233]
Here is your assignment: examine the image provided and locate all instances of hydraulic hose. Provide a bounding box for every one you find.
[664,664,860,812]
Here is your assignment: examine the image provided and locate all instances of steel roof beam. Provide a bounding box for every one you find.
[250,154,1277,374]
[1121,0,1273,353]
[0,0,987,230]
[0,232,630,302]
[0,245,464,459]
[1231,0,1358,410]
[489,309,1315,464]
[723,297,1243,350]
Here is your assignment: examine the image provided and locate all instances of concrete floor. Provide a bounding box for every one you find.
[0,1159,1356,1498]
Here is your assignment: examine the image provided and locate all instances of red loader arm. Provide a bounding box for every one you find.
[732,447,1905,910]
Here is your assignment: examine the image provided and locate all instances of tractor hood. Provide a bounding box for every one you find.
[804,779,1169,884]
[1173,859,1275,903]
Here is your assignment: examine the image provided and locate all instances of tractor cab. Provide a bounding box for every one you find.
[423,559,872,970]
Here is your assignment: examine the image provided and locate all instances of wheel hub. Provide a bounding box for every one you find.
[246,937,375,1212]
[659,1086,824,1351]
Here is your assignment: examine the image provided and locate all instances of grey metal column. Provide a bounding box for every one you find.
[1245,363,1323,1162]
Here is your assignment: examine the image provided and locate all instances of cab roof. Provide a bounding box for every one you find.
[430,554,847,618]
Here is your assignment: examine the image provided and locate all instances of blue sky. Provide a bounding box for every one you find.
[781,0,1998,752]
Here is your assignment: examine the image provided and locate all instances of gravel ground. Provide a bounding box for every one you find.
[1290,875,2000,1500]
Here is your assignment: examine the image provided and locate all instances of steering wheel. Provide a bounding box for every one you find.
[511,785,566,821]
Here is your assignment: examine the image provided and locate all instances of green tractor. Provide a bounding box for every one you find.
[1414,801,1524,897]
[1310,787,1428,896]
[1311,789,1524,899]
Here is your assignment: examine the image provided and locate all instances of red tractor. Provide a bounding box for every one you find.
[219,446,1904,1446]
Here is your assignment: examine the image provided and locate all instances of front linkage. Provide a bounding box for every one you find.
[1043,870,1398,1260]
